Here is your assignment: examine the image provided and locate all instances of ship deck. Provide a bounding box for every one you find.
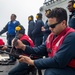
[0,53,44,75]
[0,54,18,75]
[0,63,17,75]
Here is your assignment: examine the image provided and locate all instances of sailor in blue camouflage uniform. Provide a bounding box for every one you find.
[67,0,75,29]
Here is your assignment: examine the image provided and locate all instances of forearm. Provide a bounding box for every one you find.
[34,54,70,69]
[34,57,58,69]
[24,44,47,56]
[21,44,26,51]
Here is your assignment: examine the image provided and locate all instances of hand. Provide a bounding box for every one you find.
[19,55,34,65]
[12,39,26,50]
[41,26,45,31]
[0,45,7,50]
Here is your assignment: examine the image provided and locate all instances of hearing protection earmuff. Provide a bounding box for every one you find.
[46,10,51,15]
[71,1,75,9]
[15,25,25,34]
[36,15,38,19]
[36,13,42,19]
[73,2,75,8]
[45,9,51,15]
[15,26,21,31]
[28,17,32,21]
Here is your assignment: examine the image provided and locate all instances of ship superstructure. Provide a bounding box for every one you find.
[39,0,69,22]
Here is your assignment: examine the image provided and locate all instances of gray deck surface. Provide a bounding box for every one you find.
[0,64,16,75]
[0,54,18,75]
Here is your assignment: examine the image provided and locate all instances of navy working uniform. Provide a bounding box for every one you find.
[0,14,20,62]
[32,13,44,46]
[42,20,51,43]
[22,27,75,75]
[68,11,75,29]
[16,7,75,75]
[12,7,75,75]
[28,15,35,43]
[42,9,51,43]
[67,1,75,29]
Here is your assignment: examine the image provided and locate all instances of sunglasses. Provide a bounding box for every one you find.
[48,22,61,28]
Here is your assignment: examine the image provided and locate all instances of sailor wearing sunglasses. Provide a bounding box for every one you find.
[12,8,75,75]
[48,17,67,35]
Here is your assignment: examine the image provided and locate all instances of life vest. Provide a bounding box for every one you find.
[20,34,34,47]
[46,27,75,68]
[0,38,5,45]
[19,34,34,56]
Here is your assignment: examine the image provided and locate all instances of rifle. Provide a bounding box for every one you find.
[0,45,20,59]
[0,45,42,60]
[0,50,20,59]
[8,27,20,57]
[0,26,22,60]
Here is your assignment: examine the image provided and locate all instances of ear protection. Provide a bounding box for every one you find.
[45,9,51,15]
[46,10,51,15]
[15,25,25,34]
[73,2,75,8]
[72,1,75,9]
[36,15,38,19]
[15,26,21,31]
[28,17,32,21]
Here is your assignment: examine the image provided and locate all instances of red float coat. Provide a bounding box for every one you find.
[46,27,75,68]
[20,34,34,47]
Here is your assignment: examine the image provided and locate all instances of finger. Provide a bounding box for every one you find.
[19,55,24,58]
[19,57,26,62]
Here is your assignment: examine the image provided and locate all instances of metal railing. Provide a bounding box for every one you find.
[43,0,67,6]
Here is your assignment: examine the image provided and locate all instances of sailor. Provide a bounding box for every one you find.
[28,15,35,43]
[41,9,51,43]
[0,14,20,46]
[12,8,75,75]
[32,13,44,46]
[8,25,35,75]
[67,0,75,29]
[0,14,20,63]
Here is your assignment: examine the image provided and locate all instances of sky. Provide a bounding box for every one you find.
[0,0,44,44]
[0,0,44,34]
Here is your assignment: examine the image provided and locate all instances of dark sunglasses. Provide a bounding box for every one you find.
[48,22,61,28]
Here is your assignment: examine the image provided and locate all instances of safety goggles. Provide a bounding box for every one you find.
[48,22,61,28]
